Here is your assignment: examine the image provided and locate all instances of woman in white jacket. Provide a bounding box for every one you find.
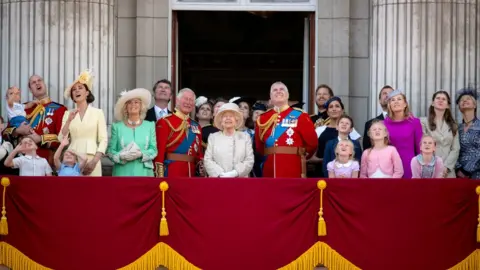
[204,103,254,177]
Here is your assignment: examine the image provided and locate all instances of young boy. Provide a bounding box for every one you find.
[4,136,52,176]
[6,86,38,128]
[54,137,87,176]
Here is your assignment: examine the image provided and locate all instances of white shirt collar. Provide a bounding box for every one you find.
[382,111,387,118]
[154,105,168,113]
[24,154,40,160]
[335,160,353,168]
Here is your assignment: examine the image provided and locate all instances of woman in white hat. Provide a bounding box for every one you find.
[106,88,158,176]
[204,103,254,177]
[59,69,108,176]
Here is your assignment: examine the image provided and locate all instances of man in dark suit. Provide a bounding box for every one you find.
[145,79,172,122]
[310,84,334,127]
[362,85,394,150]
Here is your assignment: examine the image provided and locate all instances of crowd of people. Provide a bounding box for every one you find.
[1,69,479,179]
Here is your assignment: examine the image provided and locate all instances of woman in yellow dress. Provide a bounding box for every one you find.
[59,69,108,176]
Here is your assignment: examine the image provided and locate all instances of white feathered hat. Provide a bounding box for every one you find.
[114,88,152,121]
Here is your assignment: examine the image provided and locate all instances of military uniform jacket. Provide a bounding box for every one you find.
[255,106,318,178]
[154,110,203,177]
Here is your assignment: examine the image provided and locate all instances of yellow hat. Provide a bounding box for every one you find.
[64,69,94,99]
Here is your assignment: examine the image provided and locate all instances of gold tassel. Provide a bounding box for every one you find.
[159,181,169,236]
[0,177,10,236]
[317,180,327,236]
[476,186,480,242]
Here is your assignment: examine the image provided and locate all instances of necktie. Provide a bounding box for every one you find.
[158,110,165,120]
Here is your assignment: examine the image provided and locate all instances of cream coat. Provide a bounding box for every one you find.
[204,131,254,177]
[59,106,108,176]
[420,117,460,178]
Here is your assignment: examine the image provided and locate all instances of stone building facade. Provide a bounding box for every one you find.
[1,0,478,134]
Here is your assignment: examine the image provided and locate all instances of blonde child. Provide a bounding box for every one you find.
[410,135,444,178]
[4,136,52,176]
[326,140,360,178]
[6,86,38,128]
[54,137,87,176]
[360,120,404,178]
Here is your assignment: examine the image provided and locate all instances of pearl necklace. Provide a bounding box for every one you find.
[127,119,141,126]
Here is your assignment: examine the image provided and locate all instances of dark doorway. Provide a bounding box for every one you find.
[177,11,308,102]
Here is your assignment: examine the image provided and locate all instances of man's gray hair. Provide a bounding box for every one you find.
[177,88,196,100]
[270,81,289,94]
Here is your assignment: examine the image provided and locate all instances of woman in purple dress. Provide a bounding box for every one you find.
[384,90,423,178]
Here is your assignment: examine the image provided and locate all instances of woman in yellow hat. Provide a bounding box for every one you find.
[58,69,108,176]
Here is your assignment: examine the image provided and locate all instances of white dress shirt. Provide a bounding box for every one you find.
[154,105,169,120]
[13,155,52,176]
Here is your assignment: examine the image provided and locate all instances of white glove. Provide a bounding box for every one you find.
[120,151,136,161]
[129,148,142,159]
[219,170,239,178]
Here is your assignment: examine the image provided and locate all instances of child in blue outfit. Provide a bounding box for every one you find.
[6,86,38,127]
[54,137,87,176]
[322,115,362,177]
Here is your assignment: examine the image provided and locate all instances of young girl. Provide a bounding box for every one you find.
[54,137,87,176]
[322,115,362,177]
[4,136,52,176]
[360,120,404,178]
[410,135,445,178]
[6,86,38,128]
[326,140,360,178]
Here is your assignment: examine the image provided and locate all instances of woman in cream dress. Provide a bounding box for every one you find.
[59,70,108,176]
[420,91,459,178]
[204,103,254,177]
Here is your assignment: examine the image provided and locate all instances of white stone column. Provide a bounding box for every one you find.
[0,0,115,124]
[371,0,479,118]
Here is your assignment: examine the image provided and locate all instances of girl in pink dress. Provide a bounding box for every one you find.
[327,140,360,178]
[360,120,404,178]
[410,135,444,178]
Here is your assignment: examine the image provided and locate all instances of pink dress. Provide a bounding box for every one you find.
[327,160,360,178]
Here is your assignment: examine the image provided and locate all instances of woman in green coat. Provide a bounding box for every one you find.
[107,88,158,176]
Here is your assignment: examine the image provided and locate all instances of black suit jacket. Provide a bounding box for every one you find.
[362,113,385,150]
[145,107,171,123]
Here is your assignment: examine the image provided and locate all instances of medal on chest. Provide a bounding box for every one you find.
[286,127,295,145]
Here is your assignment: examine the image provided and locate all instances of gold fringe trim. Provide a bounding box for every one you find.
[278,241,360,270]
[0,242,52,270]
[448,249,480,270]
[118,242,200,270]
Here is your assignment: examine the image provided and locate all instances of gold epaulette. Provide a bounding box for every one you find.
[2,127,14,136]
[155,162,164,178]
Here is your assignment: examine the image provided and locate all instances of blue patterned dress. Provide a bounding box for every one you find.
[456,118,480,179]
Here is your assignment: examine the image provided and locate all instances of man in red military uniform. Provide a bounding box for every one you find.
[154,88,203,177]
[3,75,67,166]
[255,82,318,178]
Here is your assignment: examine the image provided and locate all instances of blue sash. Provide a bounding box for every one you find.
[164,122,198,176]
[265,109,302,148]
